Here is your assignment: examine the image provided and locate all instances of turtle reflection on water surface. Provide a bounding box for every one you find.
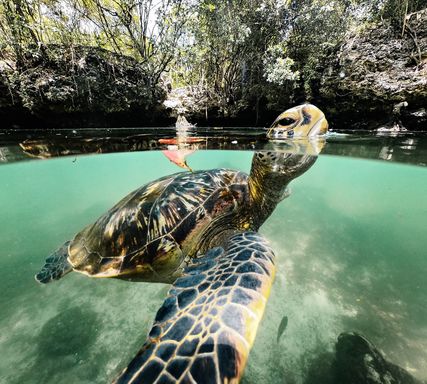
[35,104,328,383]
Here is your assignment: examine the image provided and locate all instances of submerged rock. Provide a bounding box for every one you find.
[334,333,423,384]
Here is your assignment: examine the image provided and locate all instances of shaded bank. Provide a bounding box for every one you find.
[176,9,427,131]
[313,9,427,131]
[0,46,170,128]
[1,10,426,130]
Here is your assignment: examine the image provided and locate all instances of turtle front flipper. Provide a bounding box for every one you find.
[114,232,276,384]
[35,241,73,284]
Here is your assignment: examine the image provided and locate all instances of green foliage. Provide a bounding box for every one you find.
[263,45,300,85]
[0,0,194,84]
[16,45,164,113]
[381,0,427,30]
[170,0,300,117]
[282,0,354,98]
[1,0,425,117]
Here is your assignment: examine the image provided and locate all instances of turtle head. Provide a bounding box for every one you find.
[267,104,328,139]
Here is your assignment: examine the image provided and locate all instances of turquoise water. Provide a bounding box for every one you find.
[0,150,426,383]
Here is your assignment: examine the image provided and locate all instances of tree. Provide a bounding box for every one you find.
[170,0,299,117]
[0,0,195,84]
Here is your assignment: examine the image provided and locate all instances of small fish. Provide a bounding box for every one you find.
[277,315,289,342]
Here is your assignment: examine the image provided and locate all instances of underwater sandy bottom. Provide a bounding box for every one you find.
[0,151,426,383]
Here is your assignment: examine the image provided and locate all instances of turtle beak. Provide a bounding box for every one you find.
[309,115,328,136]
[267,104,328,139]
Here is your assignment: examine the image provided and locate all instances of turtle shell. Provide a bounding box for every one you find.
[68,169,248,282]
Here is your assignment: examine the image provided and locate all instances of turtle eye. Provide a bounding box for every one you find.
[277,117,296,126]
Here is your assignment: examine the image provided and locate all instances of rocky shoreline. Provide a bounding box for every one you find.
[1,10,426,130]
[314,8,427,131]
[0,46,171,128]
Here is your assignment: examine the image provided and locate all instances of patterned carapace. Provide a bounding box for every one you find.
[35,104,328,384]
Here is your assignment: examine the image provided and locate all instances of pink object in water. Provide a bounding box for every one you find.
[162,150,195,171]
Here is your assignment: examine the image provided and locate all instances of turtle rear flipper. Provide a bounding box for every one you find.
[114,232,276,384]
[35,241,73,284]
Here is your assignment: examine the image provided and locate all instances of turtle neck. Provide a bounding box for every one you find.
[246,151,317,229]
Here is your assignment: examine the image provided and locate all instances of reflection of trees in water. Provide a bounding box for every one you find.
[0,132,425,166]
[0,145,29,163]
[324,136,426,165]
[0,147,8,162]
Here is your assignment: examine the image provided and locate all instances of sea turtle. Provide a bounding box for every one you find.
[35,104,328,384]
[268,103,328,139]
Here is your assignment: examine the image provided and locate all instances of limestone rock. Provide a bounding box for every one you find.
[335,333,424,384]
[0,45,168,128]
[317,9,427,130]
